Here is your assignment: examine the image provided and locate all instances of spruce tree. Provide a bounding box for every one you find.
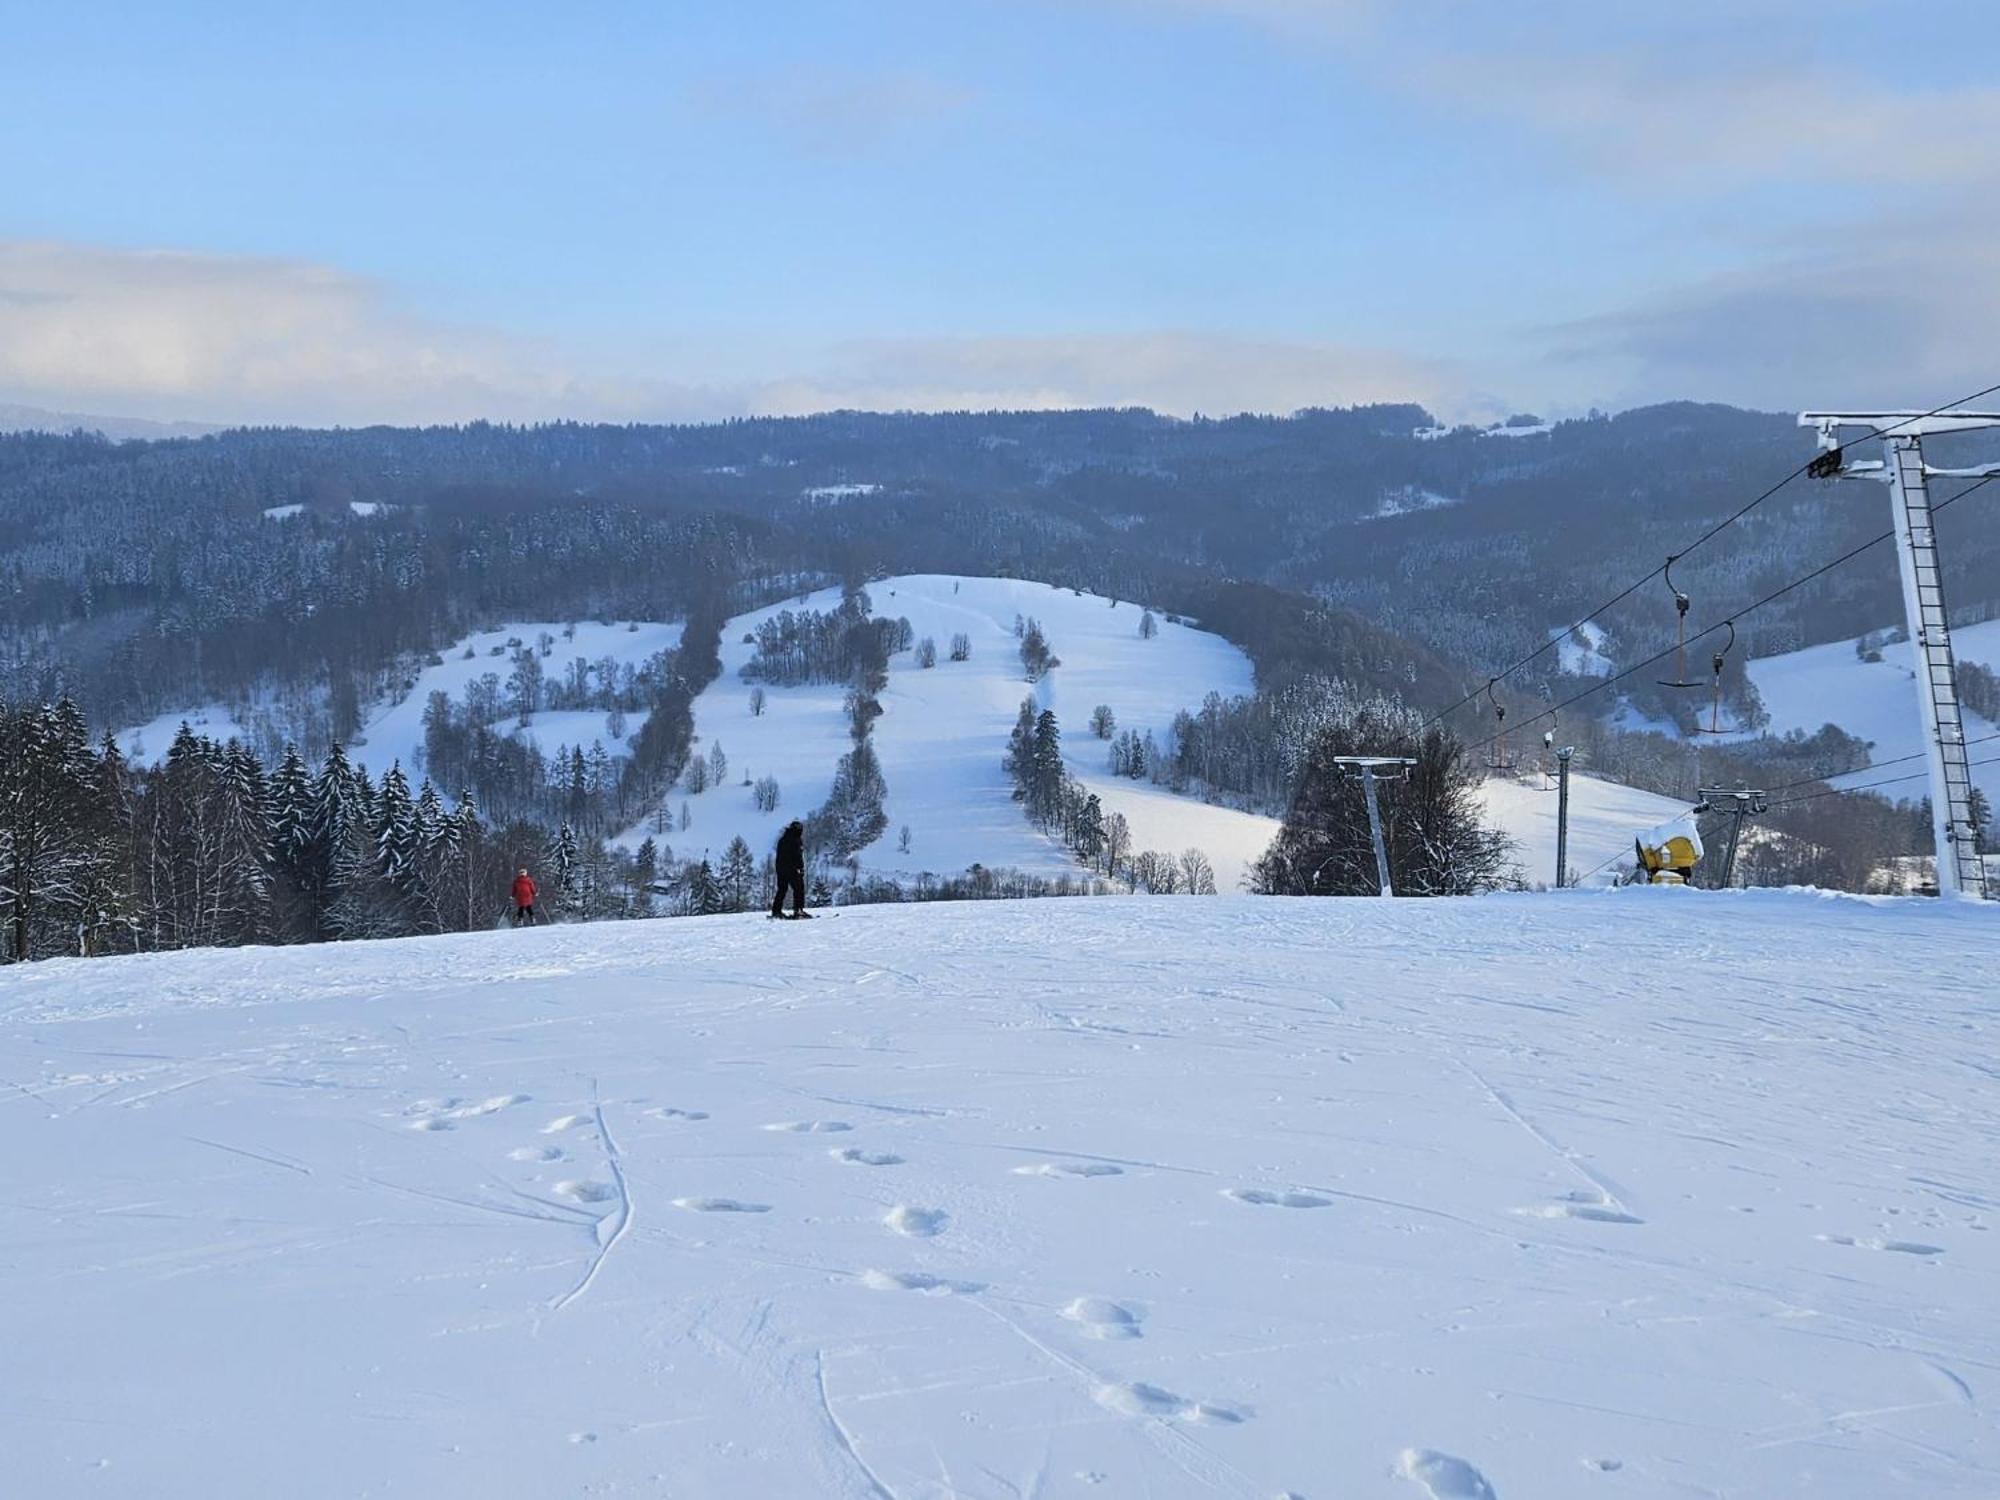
[720,836,755,913]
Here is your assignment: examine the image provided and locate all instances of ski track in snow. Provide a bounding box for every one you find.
[1,892,1997,1497]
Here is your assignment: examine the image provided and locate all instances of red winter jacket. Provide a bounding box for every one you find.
[512,874,538,906]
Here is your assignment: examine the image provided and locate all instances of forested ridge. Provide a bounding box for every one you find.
[11,402,1992,748]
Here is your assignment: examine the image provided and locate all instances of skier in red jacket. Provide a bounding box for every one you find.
[511,869,538,926]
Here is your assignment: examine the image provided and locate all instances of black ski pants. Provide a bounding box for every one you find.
[771,869,805,918]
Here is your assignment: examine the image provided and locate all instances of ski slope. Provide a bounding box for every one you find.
[354,618,684,782]
[1479,770,1692,886]
[1747,621,2000,804]
[116,702,253,763]
[3,893,1995,1498]
[661,577,1277,888]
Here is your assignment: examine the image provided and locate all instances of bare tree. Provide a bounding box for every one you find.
[1089,704,1116,739]
[749,686,766,717]
[915,637,938,669]
[1102,811,1131,878]
[949,632,972,662]
[1177,847,1217,895]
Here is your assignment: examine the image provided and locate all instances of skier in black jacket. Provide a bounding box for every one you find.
[770,820,811,919]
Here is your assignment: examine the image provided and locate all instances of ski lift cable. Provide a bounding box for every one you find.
[1765,752,2000,809]
[1423,379,2000,733]
[1762,730,2000,794]
[1454,473,1997,759]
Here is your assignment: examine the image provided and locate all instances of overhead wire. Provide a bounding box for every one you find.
[1762,730,2000,795]
[1427,379,2000,732]
[1457,472,1997,760]
[1766,754,2000,809]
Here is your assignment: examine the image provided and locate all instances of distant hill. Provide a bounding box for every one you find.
[0,401,221,440]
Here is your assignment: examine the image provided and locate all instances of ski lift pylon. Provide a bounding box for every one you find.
[1656,556,1701,689]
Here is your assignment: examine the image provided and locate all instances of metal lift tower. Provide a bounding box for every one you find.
[1329,756,1417,897]
[1801,409,2000,899]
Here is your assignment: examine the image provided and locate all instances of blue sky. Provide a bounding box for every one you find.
[2,0,1996,425]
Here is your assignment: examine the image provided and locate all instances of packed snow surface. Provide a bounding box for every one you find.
[666,576,1275,888]
[3,892,1995,1498]
[1747,620,2000,803]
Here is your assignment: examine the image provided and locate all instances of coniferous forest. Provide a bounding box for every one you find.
[4,402,1992,959]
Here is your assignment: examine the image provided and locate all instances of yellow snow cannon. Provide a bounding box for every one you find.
[1633,814,1704,886]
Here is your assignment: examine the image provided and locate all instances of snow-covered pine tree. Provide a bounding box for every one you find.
[720,836,755,913]
[687,857,724,916]
[412,778,451,933]
[265,743,315,939]
[552,822,582,920]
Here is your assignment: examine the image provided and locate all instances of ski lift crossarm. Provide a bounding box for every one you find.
[1801,411,2000,442]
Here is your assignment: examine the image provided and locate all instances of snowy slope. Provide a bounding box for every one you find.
[354,618,684,781]
[1479,770,1693,886]
[3,893,1996,1498]
[664,577,1277,888]
[1748,621,2000,804]
[116,703,254,763]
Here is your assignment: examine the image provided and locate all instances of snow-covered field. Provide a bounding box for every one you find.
[3,892,1995,1498]
[664,577,1274,888]
[116,703,254,763]
[1747,620,2000,804]
[1478,769,1690,886]
[354,619,684,781]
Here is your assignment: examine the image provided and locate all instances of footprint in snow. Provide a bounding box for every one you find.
[555,1179,618,1204]
[1223,1188,1331,1209]
[1820,1234,1943,1255]
[1093,1381,1242,1424]
[409,1117,454,1132]
[1397,1448,1498,1499]
[510,1145,565,1163]
[673,1196,771,1214]
[832,1147,904,1167]
[541,1114,591,1134]
[1062,1297,1143,1340]
[884,1204,947,1238]
[644,1107,709,1122]
[858,1268,983,1296]
[1013,1161,1123,1179]
[763,1120,851,1134]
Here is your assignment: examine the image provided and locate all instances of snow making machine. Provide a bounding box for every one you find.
[1631,812,1705,886]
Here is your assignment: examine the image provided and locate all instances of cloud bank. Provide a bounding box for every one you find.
[0,241,1457,427]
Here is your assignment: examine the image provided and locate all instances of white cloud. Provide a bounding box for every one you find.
[0,241,1472,427]
[1541,205,2000,413]
[0,241,740,427]
[758,331,1453,419]
[1417,52,2000,190]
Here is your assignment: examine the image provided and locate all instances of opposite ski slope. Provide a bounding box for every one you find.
[657,576,1276,888]
[116,618,686,775]
[1747,620,2000,805]
[1,892,1993,1499]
